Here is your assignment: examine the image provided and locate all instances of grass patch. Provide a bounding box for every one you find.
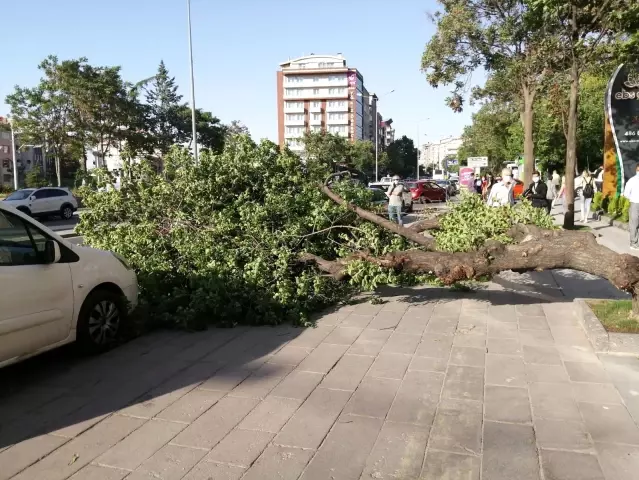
[587,300,639,333]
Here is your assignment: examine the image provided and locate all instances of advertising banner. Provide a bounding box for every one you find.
[459,167,475,189]
[467,157,488,168]
[604,64,639,196]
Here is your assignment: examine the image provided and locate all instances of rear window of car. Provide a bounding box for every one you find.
[405,182,417,189]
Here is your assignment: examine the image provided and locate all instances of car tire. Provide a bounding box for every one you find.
[60,204,74,220]
[406,202,413,213]
[76,289,127,354]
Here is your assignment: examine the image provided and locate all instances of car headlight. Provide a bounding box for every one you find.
[111,252,133,270]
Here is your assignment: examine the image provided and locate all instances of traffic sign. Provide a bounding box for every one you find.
[467,157,488,168]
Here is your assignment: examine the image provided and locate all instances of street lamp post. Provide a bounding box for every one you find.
[416,118,430,181]
[187,0,199,165]
[358,90,394,182]
[8,116,18,190]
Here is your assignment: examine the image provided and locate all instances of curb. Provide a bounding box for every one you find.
[597,214,629,232]
[574,298,639,355]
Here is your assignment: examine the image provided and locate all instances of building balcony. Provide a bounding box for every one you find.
[310,117,322,125]
[326,104,348,112]
[309,103,322,113]
[326,117,349,125]
[284,118,306,126]
[284,104,305,113]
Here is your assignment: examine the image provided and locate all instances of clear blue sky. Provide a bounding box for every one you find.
[2,0,482,147]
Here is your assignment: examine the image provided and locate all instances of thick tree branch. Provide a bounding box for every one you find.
[321,175,436,250]
[304,224,639,297]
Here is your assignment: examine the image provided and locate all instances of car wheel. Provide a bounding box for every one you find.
[61,205,74,220]
[77,289,127,353]
[406,202,413,213]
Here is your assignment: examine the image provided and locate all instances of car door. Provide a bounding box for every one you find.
[28,189,50,214]
[0,209,74,365]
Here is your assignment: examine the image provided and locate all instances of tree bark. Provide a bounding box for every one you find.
[521,85,536,186]
[563,60,579,229]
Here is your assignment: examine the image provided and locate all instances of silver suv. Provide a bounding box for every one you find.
[2,187,79,220]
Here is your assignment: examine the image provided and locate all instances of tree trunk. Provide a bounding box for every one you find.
[563,60,579,229]
[521,85,535,186]
[305,176,639,319]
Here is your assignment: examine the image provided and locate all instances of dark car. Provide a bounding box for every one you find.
[406,180,447,203]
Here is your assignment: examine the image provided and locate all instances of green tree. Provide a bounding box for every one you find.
[386,135,417,178]
[532,0,639,226]
[421,0,555,185]
[144,61,183,157]
[6,55,78,186]
[302,132,377,179]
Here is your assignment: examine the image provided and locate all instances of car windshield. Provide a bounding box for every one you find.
[405,182,417,189]
[4,189,35,201]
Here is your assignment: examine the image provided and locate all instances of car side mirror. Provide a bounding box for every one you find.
[29,196,35,201]
[44,240,61,264]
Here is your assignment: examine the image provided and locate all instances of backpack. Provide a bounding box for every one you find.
[583,179,594,198]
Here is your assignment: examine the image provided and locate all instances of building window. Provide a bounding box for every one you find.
[311,125,322,132]
[318,62,326,68]
[286,113,304,121]
[328,125,346,133]
[285,101,303,110]
[285,89,301,97]
[337,88,346,94]
[312,101,321,108]
[313,88,320,95]
[313,113,321,121]
[328,113,345,121]
[313,77,319,82]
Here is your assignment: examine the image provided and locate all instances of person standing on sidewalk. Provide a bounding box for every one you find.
[525,171,548,211]
[545,174,555,214]
[487,168,515,207]
[386,175,405,226]
[578,170,597,223]
[623,163,639,250]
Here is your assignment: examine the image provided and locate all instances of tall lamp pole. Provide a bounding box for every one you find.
[416,118,430,181]
[187,0,199,164]
[8,116,18,190]
[359,89,394,182]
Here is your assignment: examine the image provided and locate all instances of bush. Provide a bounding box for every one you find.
[77,138,558,329]
[621,197,630,223]
[591,192,604,212]
[607,195,621,218]
[25,165,49,188]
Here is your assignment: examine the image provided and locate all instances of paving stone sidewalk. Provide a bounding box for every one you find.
[1,287,639,480]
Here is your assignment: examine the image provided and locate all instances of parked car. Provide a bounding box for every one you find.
[449,179,460,194]
[0,203,138,368]
[368,185,413,212]
[3,187,79,220]
[435,180,457,197]
[406,181,447,203]
[368,176,394,189]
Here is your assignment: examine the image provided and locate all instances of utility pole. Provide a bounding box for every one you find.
[373,95,379,182]
[187,0,199,164]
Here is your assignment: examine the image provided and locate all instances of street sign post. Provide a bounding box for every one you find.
[467,157,488,168]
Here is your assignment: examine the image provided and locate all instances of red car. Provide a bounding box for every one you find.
[406,180,447,203]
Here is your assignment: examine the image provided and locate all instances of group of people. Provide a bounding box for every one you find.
[478,168,598,223]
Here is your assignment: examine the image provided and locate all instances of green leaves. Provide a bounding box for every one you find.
[434,192,555,252]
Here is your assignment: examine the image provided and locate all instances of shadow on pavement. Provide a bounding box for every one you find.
[0,324,303,451]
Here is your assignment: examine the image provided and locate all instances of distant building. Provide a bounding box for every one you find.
[277,54,387,154]
[420,136,463,170]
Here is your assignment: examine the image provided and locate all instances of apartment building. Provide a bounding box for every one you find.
[277,54,368,153]
[419,136,463,170]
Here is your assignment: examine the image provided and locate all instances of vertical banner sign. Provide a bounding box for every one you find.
[348,72,357,141]
[459,167,475,190]
[604,64,639,197]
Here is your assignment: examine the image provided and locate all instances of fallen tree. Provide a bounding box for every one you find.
[77,135,639,329]
[303,173,639,315]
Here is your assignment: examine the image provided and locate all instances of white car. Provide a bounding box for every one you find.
[3,187,79,220]
[0,203,138,368]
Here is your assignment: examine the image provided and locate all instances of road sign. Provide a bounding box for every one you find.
[467,156,488,168]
